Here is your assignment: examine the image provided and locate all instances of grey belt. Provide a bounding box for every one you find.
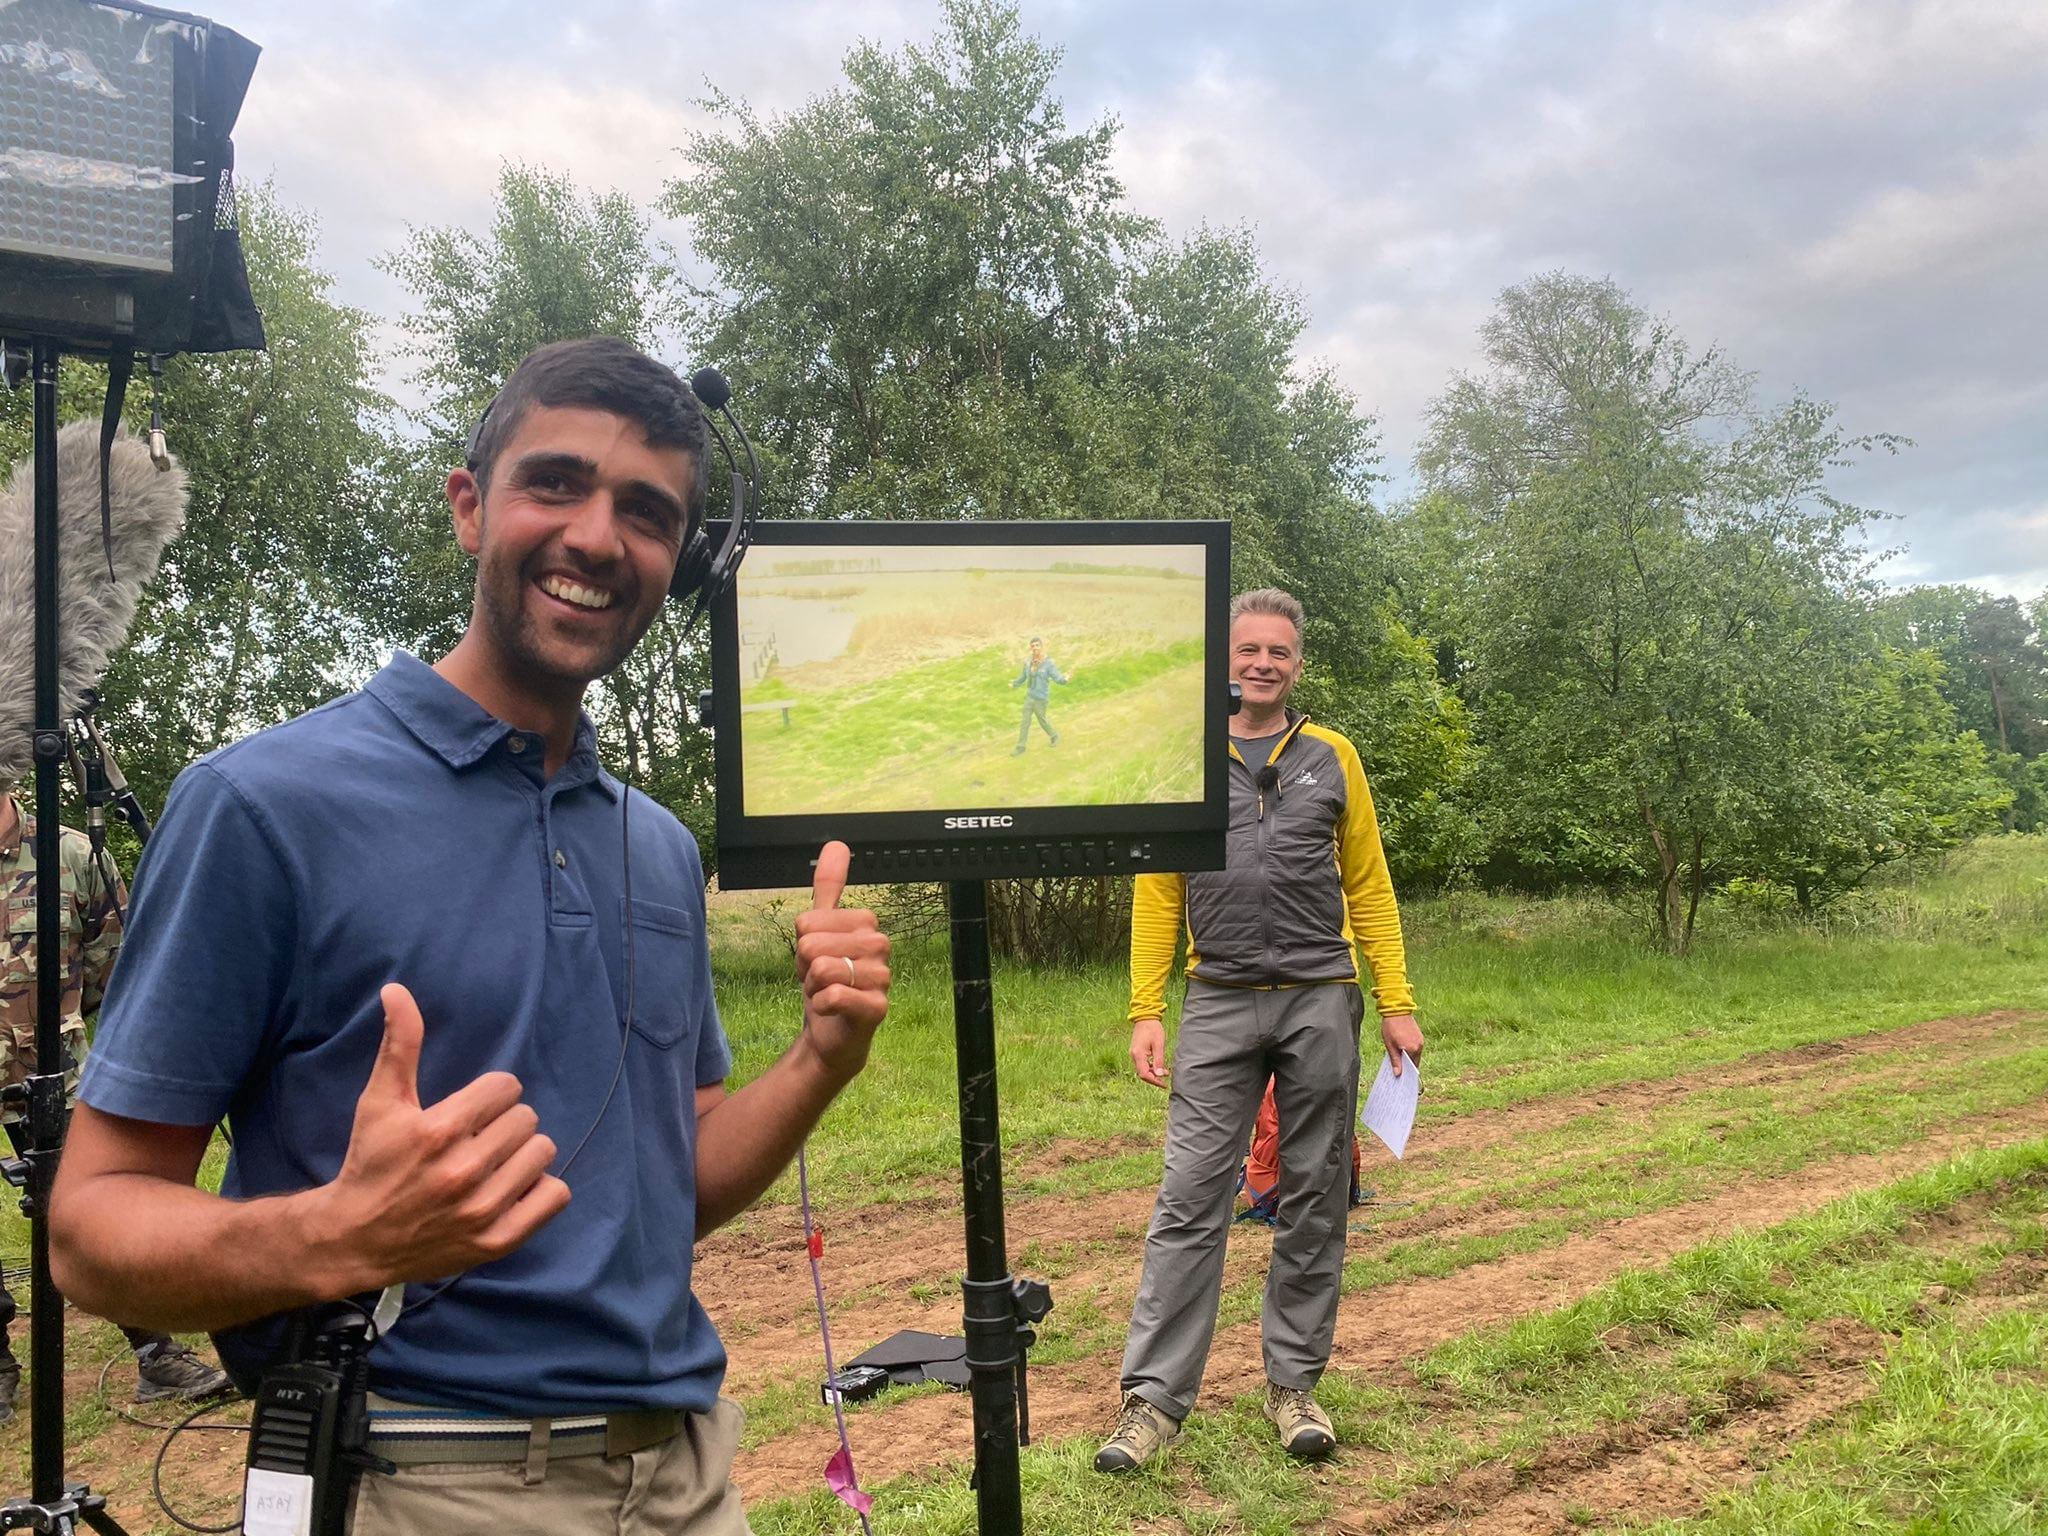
[364,1400,685,1474]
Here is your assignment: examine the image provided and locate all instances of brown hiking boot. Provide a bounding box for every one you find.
[1094,1391,1182,1473]
[1263,1382,1335,1458]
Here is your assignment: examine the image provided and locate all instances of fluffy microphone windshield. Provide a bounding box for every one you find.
[0,422,187,786]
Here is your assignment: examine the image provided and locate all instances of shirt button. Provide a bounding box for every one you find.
[507,735,526,754]
[554,849,567,869]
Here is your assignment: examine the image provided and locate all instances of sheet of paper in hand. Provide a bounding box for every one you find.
[1360,1052,1420,1159]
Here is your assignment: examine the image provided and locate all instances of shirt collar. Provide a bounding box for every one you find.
[364,652,621,802]
[0,810,30,861]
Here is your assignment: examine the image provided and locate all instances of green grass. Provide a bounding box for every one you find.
[1634,1309,2048,1535]
[1419,1144,2048,1398]
[1401,837,2048,1119]
[15,836,2046,1534]
[745,1140,2048,1534]
[716,836,2048,1215]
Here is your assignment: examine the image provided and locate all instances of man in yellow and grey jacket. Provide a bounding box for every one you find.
[1096,587,1422,1472]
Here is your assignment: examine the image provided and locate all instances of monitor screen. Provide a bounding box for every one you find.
[709,520,1229,889]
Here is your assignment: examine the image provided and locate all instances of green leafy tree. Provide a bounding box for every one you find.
[1876,585,2048,761]
[1739,647,2012,911]
[2014,753,2048,831]
[668,0,1472,919]
[1875,581,2048,831]
[1877,584,2048,830]
[380,164,716,851]
[665,0,1149,524]
[1415,273,1900,950]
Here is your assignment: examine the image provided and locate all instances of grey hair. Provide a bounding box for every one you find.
[1229,587,1305,644]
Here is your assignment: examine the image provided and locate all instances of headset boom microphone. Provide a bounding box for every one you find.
[682,365,756,629]
[0,421,186,785]
[687,367,730,412]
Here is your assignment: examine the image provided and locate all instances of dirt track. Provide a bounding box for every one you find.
[718,1009,2048,1503]
[22,1008,2045,1531]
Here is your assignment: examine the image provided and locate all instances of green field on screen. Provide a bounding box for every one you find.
[735,545,1206,817]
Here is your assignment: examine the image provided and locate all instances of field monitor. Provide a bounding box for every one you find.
[707,520,1231,889]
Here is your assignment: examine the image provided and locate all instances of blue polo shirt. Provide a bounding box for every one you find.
[80,653,734,1416]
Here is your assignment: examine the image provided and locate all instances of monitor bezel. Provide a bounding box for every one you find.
[708,518,1230,876]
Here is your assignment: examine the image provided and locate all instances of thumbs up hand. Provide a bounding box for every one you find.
[793,841,892,1082]
[312,983,570,1291]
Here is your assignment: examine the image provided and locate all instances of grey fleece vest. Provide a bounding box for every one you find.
[1184,713,1359,989]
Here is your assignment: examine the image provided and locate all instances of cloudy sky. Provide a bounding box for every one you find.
[200,0,2045,597]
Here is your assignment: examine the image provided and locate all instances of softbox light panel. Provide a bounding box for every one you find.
[0,0,179,272]
[0,0,262,356]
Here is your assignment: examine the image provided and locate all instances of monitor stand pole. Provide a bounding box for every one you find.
[946,880,1051,1536]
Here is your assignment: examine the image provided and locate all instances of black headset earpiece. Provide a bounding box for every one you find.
[669,524,714,603]
[463,402,489,474]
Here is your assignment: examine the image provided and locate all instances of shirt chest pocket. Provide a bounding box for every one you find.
[618,897,707,1051]
[5,893,66,954]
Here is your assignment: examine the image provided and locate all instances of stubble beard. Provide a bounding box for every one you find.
[477,553,646,696]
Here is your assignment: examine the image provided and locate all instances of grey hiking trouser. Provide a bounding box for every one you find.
[1121,979,1365,1421]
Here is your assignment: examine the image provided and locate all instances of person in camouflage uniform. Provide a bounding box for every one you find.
[0,786,230,1420]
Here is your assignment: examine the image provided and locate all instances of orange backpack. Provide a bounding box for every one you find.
[1238,1077,1367,1223]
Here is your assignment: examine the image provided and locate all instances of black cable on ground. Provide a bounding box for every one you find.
[149,1395,249,1535]
[81,1328,249,1532]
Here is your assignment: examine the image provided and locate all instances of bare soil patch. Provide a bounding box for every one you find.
[729,1014,2048,1502]
[14,1010,2041,1530]
[706,1010,2046,1398]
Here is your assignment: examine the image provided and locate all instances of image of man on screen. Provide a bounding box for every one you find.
[1010,635,1071,755]
[1096,586,1423,1474]
[50,338,892,1536]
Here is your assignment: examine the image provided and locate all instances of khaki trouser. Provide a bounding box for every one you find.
[348,1398,751,1535]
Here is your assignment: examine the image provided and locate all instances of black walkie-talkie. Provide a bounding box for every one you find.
[242,1307,392,1536]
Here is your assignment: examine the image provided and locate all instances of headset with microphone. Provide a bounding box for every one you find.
[463,362,758,630]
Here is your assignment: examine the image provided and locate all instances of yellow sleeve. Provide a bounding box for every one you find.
[1331,736,1416,1018]
[1127,870,1186,1022]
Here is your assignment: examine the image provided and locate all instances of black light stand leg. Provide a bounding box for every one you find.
[948,880,1022,1536]
[28,336,66,1512]
[0,339,130,1535]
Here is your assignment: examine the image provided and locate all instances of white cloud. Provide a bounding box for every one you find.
[1791,140,2048,291]
[1676,0,2048,105]
[175,0,2048,589]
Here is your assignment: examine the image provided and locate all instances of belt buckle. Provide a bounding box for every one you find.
[604,1408,681,1458]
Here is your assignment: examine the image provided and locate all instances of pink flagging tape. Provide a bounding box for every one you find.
[800,1141,874,1535]
[826,1444,875,1516]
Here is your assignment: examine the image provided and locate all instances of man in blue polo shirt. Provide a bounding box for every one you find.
[49,339,892,1534]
